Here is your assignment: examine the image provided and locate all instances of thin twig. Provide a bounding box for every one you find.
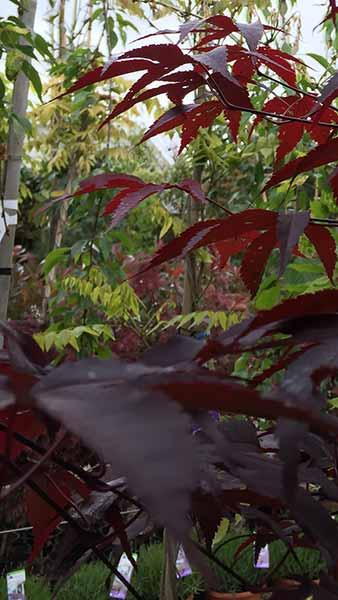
[4,459,145,600]
[0,427,66,500]
[0,422,143,509]
[206,71,338,129]
[257,69,338,115]
[45,472,90,528]
[139,0,200,19]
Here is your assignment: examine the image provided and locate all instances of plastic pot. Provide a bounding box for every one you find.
[208,592,262,599]
[186,593,262,599]
[276,578,319,589]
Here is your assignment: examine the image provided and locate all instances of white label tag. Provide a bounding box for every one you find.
[110,553,137,599]
[3,200,18,211]
[0,200,18,244]
[255,544,269,568]
[6,568,26,599]
[176,546,192,578]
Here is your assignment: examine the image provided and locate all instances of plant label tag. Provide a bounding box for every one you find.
[176,546,192,578]
[110,553,137,599]
[255,545,269,568]
[6,568,26,599]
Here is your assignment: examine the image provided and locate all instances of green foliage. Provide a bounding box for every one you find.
[212,534,266,593]
[127,543,203,600]
[154,310,241,334]
[62,274,142,321]
[34,323,113,353]
[34,263,143,354]
[0,12,50,101]
[0,575,50,599]
[42,247,70,276]
[212,533,326,593]
[57,562,110,600]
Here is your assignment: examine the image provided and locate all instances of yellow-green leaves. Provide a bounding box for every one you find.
[152,310,241,334]
[62,269,142,321]
[34,324,113,352]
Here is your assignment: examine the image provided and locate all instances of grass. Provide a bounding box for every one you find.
[0,537,325,598]
[0,574,51,599]
[211,533,326,593]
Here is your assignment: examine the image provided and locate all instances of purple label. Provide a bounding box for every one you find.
[110,554,137,599]
[254,545,269,569]
[176,547,192,578]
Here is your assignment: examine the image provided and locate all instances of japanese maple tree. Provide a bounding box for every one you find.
[1,2,338,599]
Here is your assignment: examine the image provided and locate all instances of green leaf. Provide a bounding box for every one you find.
[107,16,118,51]
[0,76,5,101]
[5,49,23,80]
[21,60,42,100]
[310,199,330,219]
[3,24,27,36]
[11,111,32,134]
[32,33,54,60]
[116,13,138,33]
[55,329,72,349]
[213,518,230,547]
[17,44,37,59]
[68,335,80,352]
[91,8,104,22]
[42,247,70,276]
[71,239,87,261]
[44,331,57,352]
[255,285,280,310]
[329,397,338,409]
[288,262,324,274]
[307,53,335,74]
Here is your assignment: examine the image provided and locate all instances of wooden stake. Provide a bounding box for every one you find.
[0,0,38,330]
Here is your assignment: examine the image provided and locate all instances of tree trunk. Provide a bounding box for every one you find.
[182,168,202,314]
[47,0,67,250]
[0,0,38,329]
[59,0,66,57]
[87,0,93,47]
[159,530,179,600]
[42,0,69,320]
[182,0,208,314]
[42,170,74,321]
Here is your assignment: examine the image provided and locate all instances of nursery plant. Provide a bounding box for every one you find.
[210,530,326,595]
[126,542,203,600]
[2,1,338,599]
[0,574,50,599]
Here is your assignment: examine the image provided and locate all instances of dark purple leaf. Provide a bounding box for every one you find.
[56,58,154,99]
[38,173,143,213]
[211,72,253,110]
[276,211,310,276]
[237,20,264,51]
[311,71,338,114]
[135,210,276,276]
[193,47,240,83]
[240,229,276,295]
[34,375,201,537]
[141,335,204,367]
[173,179,208,203]
[140,104,197,143]
[178,101,223,153]
[104,184,165,226]
[263,138,338,194]
[304,223,336,283]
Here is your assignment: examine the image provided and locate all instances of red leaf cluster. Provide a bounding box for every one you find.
[134,209,335,295]
[252,95,338,162]
[26,470,89,561]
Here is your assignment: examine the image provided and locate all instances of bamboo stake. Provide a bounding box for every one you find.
[0,0,38,329]
[159,530,179,600]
